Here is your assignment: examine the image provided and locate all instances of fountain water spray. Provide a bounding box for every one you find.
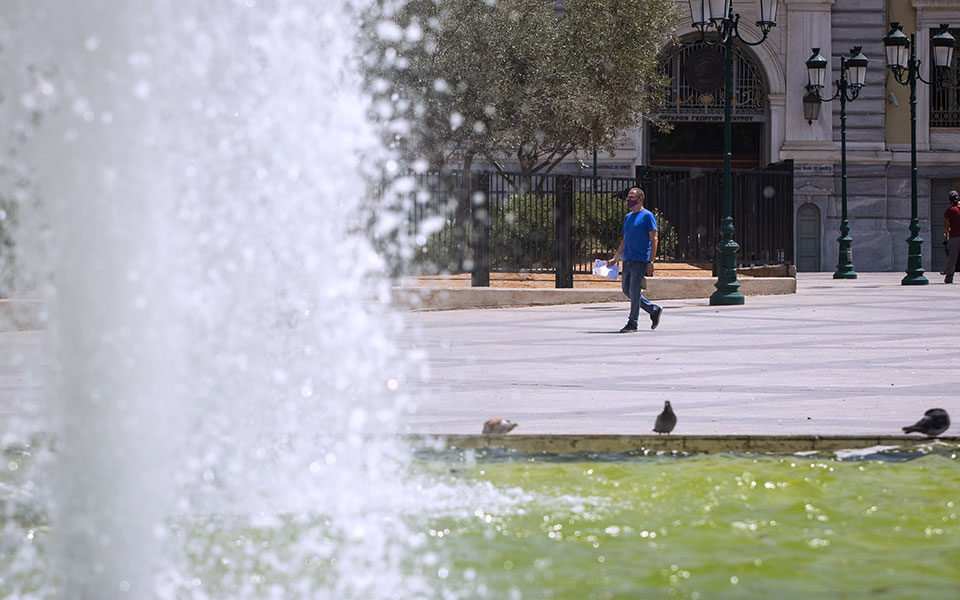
[1,1,431,597]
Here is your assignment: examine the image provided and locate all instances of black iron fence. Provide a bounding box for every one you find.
[404,163,793,285]
[637,162,794,265]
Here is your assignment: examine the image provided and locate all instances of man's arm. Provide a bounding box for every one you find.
[607,239,624,266]
[646,230,658,276]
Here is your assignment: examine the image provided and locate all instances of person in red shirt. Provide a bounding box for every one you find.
[943,190,960,284]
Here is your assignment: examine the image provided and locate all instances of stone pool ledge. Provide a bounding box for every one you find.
[403,434,960,455]
[394,277,796,311]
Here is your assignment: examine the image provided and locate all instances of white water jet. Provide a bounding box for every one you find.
[1,1,428,597]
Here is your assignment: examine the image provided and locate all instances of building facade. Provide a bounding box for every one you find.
[578,0,960,273]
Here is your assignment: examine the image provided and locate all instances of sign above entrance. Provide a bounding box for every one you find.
[673,114,763,122]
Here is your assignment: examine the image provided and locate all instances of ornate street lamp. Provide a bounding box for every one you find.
[687,0,779,305]
[882,22,956,285]
[804,47,868,279]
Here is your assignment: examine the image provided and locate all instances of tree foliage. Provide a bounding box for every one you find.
[361,0,679,178]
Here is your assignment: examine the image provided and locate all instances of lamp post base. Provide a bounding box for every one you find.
[901,228,927,285]
[710,239,745,305]
[901,273,929,285]
[834,228,856,279]
[710,288,746,305]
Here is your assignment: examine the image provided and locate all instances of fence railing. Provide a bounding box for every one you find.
[637,162,794,265]
[404,163,793,286]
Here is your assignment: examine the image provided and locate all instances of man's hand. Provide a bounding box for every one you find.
[645,262,655,277]
[606,257,619,267]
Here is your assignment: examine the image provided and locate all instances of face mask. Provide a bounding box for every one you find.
[627,198,639,210]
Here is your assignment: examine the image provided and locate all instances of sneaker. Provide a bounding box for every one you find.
[650,307,663,330]
[946,276,954,284]
[619,321,638,333]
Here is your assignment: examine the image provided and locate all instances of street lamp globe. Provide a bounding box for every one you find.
[846,46,869,90]
[805,48,828,89]
[688,0,710,29]
[802,86,822,123]
[882,22,910,73]
[687,0,731,29]
[756,0,779,30]
[709,0,732,23]
[931,24,956,69]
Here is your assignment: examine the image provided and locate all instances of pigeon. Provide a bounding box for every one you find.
[482,418,518,435]
[653,401,676,434]
[902,408,950,437]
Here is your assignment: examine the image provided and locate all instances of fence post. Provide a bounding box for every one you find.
[555,175,574,288]
[470,171,490,287]
[451,171,469,272]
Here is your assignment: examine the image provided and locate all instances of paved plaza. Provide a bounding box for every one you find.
[3,273,959,443]
[399,273,960,437]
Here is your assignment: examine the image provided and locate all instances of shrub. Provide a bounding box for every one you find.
[411,191,680,272]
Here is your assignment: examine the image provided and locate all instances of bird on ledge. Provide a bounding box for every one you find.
[482,418,518,435]
[653,401,676,435]
[902,408,950,437]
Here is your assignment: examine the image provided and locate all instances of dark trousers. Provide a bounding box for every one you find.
[946,238,960,278]
[621,260,659,323]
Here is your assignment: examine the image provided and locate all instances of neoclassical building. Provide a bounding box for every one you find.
[581,0,960,273]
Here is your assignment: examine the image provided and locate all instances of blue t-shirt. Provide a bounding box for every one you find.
[622,209,658,261]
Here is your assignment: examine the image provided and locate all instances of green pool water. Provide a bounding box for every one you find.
[411,449,960,599]
[3,447,959,598]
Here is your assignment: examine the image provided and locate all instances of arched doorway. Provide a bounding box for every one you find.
[651,39,768,168]
[796,203,821,272]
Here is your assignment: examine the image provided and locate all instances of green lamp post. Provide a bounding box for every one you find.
[803,47,869,279]
[688,0,779,305]
[882,23,956,285]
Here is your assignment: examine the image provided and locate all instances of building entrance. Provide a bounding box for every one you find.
[649,122,762,168]
[652,38,768,169]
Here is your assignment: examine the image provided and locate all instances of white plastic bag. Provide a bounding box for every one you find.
[592,259,619,280]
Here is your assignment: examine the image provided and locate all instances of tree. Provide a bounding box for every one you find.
[361,0,679,180]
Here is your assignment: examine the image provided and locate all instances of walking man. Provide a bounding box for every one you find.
[944,189,960,284]
[608,187,663,332]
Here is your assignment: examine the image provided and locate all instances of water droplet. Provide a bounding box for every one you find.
[133,80,151,99]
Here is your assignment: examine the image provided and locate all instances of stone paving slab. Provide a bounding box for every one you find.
[398,273,960,438]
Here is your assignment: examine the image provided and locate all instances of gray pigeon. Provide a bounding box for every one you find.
[653,401,676,434]
[902,408,950,437]
[482,418,518,435]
